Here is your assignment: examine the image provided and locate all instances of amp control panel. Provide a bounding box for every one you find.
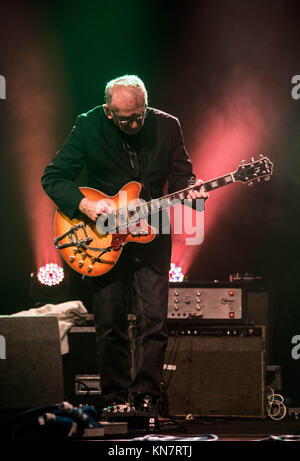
[168,284,243,320]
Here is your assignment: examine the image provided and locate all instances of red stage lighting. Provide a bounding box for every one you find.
[37,263,64,287]
[169,263,185,283]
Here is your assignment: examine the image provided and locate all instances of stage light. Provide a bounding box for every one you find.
[169,263,184,283]
[37,263,64,287]
[30,263,69,307]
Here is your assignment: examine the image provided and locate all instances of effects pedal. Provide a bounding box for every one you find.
[101,405,159,431]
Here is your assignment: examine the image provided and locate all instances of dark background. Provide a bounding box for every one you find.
[0,0,300,401]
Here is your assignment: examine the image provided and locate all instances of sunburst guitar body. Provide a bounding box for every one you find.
[54,181,156,277]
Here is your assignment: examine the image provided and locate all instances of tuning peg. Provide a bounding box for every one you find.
[251,157,255,162]
[259,154,264,158]
[264,176,271,181]
[248,181,254,187]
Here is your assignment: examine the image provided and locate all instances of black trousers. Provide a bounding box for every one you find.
[90,239,170,406]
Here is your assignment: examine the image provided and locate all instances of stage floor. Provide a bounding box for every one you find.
[84,415,300,442]
[157,417,300,441]
[1,409,300,442]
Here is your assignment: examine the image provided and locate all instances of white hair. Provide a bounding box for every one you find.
[104,74,148,105]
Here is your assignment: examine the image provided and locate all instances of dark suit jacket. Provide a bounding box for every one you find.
[41,106,196,273]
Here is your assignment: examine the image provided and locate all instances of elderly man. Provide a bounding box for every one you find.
[42,74,208,412]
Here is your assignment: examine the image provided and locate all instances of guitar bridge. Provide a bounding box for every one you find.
[54,222,93,250]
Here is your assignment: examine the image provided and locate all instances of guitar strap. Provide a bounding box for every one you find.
[123,142,152,201]
[138,146,152,202]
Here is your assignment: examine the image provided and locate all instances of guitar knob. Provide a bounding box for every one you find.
[78,260,84,268]
[70,255,75,263]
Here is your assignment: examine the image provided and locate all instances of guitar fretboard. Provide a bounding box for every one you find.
[134,172,235,219]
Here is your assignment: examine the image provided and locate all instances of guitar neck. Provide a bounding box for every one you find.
[137,172,235,218]
[112,155,272,230]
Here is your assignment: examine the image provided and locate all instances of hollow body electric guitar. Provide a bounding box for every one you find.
[54,156,273,277]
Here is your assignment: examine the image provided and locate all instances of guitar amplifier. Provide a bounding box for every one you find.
[168,282,245,322]
[163,324,266,418]
[168,280,273,360]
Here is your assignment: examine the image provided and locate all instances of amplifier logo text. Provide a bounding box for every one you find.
[291,335,300,360]
[0,335,6,359]
[0,75,6,100]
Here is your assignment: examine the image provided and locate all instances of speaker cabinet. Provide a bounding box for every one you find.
[0,316,64,409]
[163,325,266,418]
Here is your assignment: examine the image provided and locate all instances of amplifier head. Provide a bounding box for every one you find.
[168,282,245,322]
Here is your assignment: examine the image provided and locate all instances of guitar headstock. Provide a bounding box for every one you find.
[233,155,273,185]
